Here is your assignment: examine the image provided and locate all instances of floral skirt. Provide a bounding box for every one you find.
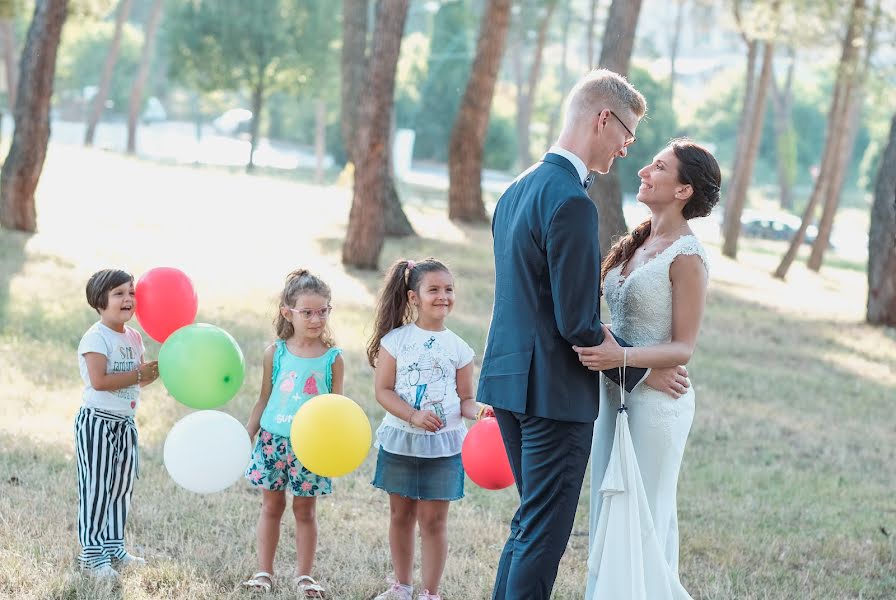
[245,428,332,496]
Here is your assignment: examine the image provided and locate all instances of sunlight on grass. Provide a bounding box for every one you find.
[1,145,893,599]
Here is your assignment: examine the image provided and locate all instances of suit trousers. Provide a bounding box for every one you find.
[492,408,594,599]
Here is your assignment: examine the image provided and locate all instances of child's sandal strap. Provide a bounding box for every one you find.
[242,572,273,592]
[295,575,325,597]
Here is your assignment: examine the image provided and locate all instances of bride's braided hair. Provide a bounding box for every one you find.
[601,138,721,283]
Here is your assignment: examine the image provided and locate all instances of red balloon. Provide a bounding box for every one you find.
[135,267,198,343]
[462,417,515,490]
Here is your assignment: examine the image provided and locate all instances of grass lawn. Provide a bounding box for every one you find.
[0,144,893,599]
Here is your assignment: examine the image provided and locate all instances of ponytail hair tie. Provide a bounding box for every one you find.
[407,260,416,270]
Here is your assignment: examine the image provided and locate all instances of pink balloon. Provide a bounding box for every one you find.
[135,267,198,343]
[462,417,515,490]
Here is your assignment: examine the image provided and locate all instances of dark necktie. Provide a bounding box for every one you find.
[584,172,595,190]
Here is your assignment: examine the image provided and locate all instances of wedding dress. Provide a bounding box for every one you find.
[584,235,708,600]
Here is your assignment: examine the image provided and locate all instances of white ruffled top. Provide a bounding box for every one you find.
[376,323,475,458]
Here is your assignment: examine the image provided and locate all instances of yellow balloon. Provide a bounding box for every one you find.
[290,393,372,478]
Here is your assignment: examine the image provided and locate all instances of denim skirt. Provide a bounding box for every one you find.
[371,447,464,501]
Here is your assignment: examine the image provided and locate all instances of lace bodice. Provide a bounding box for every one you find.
[604,235,708,347]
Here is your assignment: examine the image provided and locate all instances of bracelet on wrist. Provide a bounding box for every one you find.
[135,369,142,384]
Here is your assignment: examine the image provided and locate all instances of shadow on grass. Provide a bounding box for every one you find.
[0,228,28,329]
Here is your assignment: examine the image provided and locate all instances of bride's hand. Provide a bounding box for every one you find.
[573,326,625,371]
[645,366,690,398]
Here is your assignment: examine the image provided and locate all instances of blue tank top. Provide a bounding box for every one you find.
[259,341,342,437]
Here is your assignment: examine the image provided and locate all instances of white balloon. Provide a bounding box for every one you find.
[163,410,251,494]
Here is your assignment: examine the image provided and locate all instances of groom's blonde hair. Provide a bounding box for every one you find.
[564,69,647,125]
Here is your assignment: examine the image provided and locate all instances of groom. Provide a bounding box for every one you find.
[478,69,686,599]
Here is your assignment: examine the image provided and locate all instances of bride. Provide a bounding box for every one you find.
[573,138,721,599]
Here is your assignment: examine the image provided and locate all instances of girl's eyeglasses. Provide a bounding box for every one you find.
[284,306,333,321]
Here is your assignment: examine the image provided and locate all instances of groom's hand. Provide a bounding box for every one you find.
[645,366,690,398]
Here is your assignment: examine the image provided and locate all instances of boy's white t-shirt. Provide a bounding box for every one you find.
[77,321,145,416]
[376,323,475,458]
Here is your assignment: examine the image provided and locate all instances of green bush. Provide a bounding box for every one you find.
[55,20,144,116]
[483,112,515,172]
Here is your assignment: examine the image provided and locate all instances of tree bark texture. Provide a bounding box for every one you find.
[314,96,326,184]
[546,0,572,146]
[808,0,879,271]
[721,39,775,258]
[668,0,686,103]
[589,0,643,256]
[586,0,598,68]
[866,113,896,325]
[1,19,17,110]
[515,0,557,170]
[447,0,512,223]
[84,0,132,146]
[342,0,409,269]
[774,0,865,279]
[126,0,164,154]
[0,0,69,232]
[770,48,795,210]
[340,0,368,165]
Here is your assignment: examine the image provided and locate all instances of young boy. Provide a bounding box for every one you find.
[75,269,159,578]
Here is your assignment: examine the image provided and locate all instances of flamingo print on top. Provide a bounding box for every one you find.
[258,342,342,438]
[279,371,297,394]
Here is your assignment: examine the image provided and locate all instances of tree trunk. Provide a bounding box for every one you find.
[0,0,69,232]
[0,19,17,110]
[515,0,557,169]
[447,0,512,223]
[774,0,865,279]
[126,0,164,154]
[383,170,413,236]
[588,0,643,256]
[247,76,264,172]
[586,0,598,68]
[314,95,326,184]
[546,0,572,146]
[770,47,796,210]
[84,0,133,146]
[806,95,861,271]
[729,0,758,188]
[342,0,409,269]
[807,0,879,271]
[341,0,411,237]
[721,40,775,258]
[512,33,525,171]
[340,0,368,165]
[866,113,896,325]
[668,0,686,103]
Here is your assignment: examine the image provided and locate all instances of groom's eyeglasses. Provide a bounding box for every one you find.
[609,110,637,147]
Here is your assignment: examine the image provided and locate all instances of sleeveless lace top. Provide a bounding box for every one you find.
[604,235,709,347]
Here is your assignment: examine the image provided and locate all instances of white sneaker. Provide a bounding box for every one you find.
[416,591,442,600]
[114,552,146,569]
[374,582,413,600]
[83,564,120,580]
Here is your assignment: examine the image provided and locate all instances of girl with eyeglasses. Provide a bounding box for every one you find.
[242,268,343,597]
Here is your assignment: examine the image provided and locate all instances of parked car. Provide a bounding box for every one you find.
[212,108,253,136]
[740,211,818,245]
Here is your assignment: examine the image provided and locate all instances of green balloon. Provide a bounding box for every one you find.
[159,323,245,409]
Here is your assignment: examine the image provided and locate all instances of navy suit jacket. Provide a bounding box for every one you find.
[478,153,647,423]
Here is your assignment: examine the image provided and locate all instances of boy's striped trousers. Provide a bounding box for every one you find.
[74,407,139,568]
